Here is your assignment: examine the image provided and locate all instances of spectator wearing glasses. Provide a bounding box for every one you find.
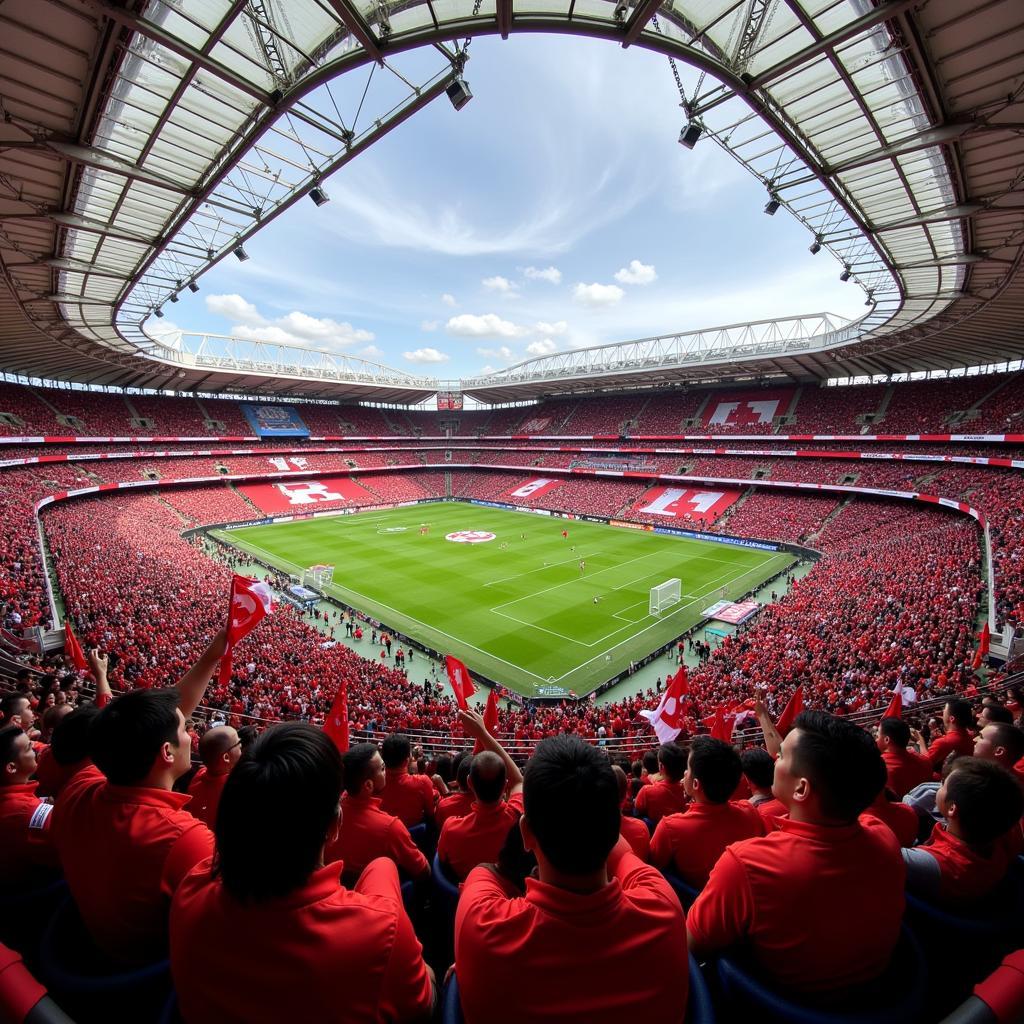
[187,726,242,828]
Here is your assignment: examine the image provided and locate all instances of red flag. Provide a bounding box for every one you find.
[972,621,991,670]
[219,575,274,686]
[64,621,87,672]
[709,706,737,743]
[882,690,902,720]
[323,681,350,753]
[775,685,804,736]
[445,655,476,711]
[474,689,500,754]
[639,665,689,743]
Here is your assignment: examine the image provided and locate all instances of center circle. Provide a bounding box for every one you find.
[445,530,497,544]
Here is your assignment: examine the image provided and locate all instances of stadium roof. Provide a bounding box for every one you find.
[0,0,1021,402]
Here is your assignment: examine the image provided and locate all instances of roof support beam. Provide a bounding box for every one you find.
[43,141,195,195]
[496,0,513,40]
[621,0,663,48]
[873,202,984,232]
[322,0,385,64]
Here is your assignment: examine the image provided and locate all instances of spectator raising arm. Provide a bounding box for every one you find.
[87,648,112,708]
[458,708,523,797]
[176,627,228,718]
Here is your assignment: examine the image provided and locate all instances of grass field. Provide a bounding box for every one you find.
[213,502,795,697]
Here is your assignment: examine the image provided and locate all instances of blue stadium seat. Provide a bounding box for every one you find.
[432,853,461,921]
[642,817,656,835]
[441,972,463,1024]
[38,897,171,1024]
[400,879,415,916]
[0,876,67,966]
[663,869,700,909]
[713,924,926,1024]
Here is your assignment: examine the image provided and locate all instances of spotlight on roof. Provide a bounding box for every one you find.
[763,195,780,216]
[309,186,330,207]
[154,307,164,318]
[187,281,200,293]
[865,290,875,306]
[233,244,249,262]
[678,122,702,149]
[809,238,822,255]
[839,267,852,282]
[446,78,472,111]
[169,292,178,303]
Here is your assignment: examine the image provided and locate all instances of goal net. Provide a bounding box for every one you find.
[649,578,682,616]
[302,564,334,589]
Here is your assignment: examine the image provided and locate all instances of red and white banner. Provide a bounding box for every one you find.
[702,389,793,429]
[640,666,689,743]
[219,575,274,685]
[630,486,740,524]
[445,655,476,711]
[238,475,372,513]
[507,477,562,500]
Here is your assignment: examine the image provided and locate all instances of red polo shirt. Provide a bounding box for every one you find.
[925,728,974,772]
[170,857,434,1024]
[651,801,765,887]
[380,767,436,827]
[633,779,688,823]
[750,796,787,825]
[34,749,92,799]
[688,817,904,994]
[437,793,524,880]
[455,841,688,1023]
[51,765,214,963]
[0,783,58,877]
[437,790,475,827]
[325,793,428,880]
[915,825,1013,905]
[187,768,229,829]
[860,794,919,848]
[620,814,650,861]
[882,747,933,798]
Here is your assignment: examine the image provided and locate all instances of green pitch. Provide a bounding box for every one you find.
[213,502,795,697]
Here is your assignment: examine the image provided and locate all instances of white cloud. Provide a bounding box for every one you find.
[359,345,385,360]
[403,347,450,364]
[478,364,498,375]
[446,313,528,338]
[573,282,624,307]
[534,320,568,335]
[420,320,439,332]
[482,275,517,294]
[524,266,562,284]
[206,293,262,324]
[614,259,658,286]
[441,293,457,307]
[476,345,516,361]
[527,338,558,356]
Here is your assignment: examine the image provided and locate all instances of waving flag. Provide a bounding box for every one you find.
[64,621,87,672]
[640,665,689,743]
[882,689,902,720]
[445,655,476,711]
[474,689,500,754]
[709,706,737,743]
[971,621,991,670]
[323,681,350,753]
[775,685,804,736]
[219,575,274,686]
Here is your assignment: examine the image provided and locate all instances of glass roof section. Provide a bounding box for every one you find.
[52,0,967,386]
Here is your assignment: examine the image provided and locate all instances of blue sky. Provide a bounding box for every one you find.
[153,34,864,380]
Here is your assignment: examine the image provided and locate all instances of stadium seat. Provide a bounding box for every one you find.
[400,879,415,916]
[441,972,463,1024]
[0,876,67,966]
[432,852,461,920]
[663,869,700,909]
[38,897,171,1024]
[713,924,926,1024]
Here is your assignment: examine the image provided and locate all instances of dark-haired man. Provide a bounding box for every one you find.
[972,722,1024,773]
[0,724,59,880]
[455,725,688,1023]
[51,629,226,963]
[324,742,428,883]
[612,765,650,861]
[0,693,36,739]
[379,733,437,827]
[915,699,975,774]
[171,723,435,1023]
[688,710,904,995]
[436,750,475,826]
[187,726,241,828]
[902,757,1024,906]
[633,742,688,823]
[438,711,523,880]
[740,747,787,823]
[876,717,933,798]
[650,737,765,888]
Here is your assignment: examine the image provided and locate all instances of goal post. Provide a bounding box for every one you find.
[302,564,334,589]
[649,578,682,616]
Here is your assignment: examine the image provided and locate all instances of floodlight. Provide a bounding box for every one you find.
[234,245,249,262]
[678,122,702,149]
[446,78,472,111]
[187,281,200,293]
[169,293,178,303]
[839,267,852,282]
[764,195,780,216]
[309,186,329,207]
[809,238,822,255]
[865,290,875,306]
[154,307,164,318]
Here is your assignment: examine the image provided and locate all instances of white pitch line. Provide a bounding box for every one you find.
[483,550,601,587]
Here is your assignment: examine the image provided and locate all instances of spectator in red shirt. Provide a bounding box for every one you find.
[876,718,932,798]
[740,748,787,823]
[51,630,226,963]
[977,703,1014,728]
[902,757,1024,906]
[34,704,100,799]
[612,765,650,860]
[914,699,975,774]
[972,722,1024,773]
[0,725,58,880]
[455,734,689,1023]
[438,710,524,880]
[187,726,241,828]
[688,710,905,995]
[0,694,35,738]
[379,734,437,827]
[325,742,428,883]
[171,723,436,1023]
[633,742,688,823]
[651,737,765,887]
[436,751,475,826]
